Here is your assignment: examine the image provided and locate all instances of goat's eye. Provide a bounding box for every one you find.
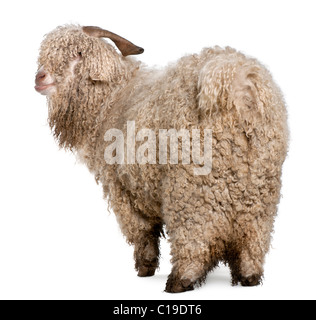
[78,52,82,57]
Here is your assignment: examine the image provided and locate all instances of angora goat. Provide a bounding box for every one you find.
[35,25,288,293]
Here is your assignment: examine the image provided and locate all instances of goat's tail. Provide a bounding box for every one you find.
[197,51,280,127]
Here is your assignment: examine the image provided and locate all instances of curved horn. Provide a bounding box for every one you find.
[83,26,144,57]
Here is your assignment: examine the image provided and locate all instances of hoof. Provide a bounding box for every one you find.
[240,274,262,287]
[165,276,194,293]
[137,266,156,277]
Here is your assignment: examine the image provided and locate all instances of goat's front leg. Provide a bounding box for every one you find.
[134,224,162,277]
[107,182,162,277]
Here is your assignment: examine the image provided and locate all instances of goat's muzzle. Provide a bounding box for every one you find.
[35,67,56,96]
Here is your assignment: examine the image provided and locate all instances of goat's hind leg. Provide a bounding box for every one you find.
[226,220,268,286]
[164,223,219,293]
[162,173,220,293]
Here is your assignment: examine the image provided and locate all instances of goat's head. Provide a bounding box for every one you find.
[35,25,144,96]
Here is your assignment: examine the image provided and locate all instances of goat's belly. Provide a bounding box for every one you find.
[117,164,163,220]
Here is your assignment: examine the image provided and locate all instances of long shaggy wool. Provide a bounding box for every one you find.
[36,25,288,292]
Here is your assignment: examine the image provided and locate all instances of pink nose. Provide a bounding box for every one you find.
[35,70,47,86]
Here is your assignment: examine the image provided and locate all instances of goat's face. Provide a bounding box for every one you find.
[35,25,98,97]
[35,25,144,97]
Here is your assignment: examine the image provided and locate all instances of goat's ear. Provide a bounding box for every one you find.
[83,26,144,57]
[87,41,127,83]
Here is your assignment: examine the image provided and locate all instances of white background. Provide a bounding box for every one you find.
[0,0,315,300]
